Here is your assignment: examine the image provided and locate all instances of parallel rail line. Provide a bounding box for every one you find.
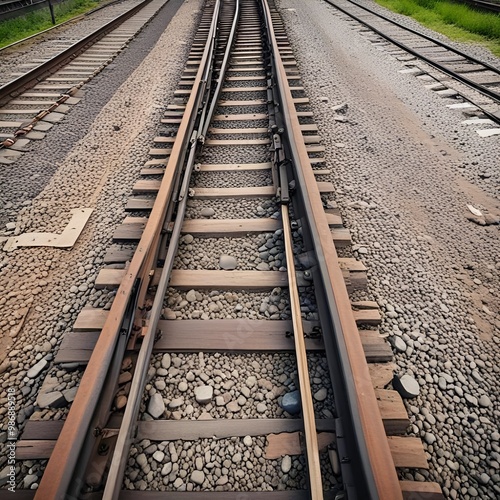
[0,0,170,164]
[324,0,500,123]
[11,0,444,498]
[0,0,153,106]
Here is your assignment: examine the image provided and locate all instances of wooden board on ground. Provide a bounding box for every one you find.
[104,246,135,263]
[264,432,335,459]
[375,389,410,435]
[17,440,55,459]
[352,309,382,326]
[400,481,444,499]
[168,270,288,290]
[153,319,323,352]
[181,218,280,237]
[3,208,93,252]
[137,418,335,441]
[73,308,109,331]
[388,436,429,469]
[192,186,276,198]
[360,330,393,363]
[369,363,396,389]
[198,162,271,172]
[125,197,155,211]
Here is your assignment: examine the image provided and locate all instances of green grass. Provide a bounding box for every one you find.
[375,0,500,56]
[0,0,100,48]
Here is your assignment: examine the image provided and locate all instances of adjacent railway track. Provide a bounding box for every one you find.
[12,0,445,498]
[0,0,169,163]
[324,0,500,126]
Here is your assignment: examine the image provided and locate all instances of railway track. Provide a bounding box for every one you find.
[11,0,445,498]
[0,0,169,164]
[323,0,500,134]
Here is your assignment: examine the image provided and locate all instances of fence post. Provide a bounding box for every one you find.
[47,0,56,24]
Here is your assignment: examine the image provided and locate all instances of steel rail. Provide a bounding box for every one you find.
[281,203,324,499]
[261,0,402,498]
[0,0,123,53]
[102,2,232,497]
[458,0,500,13]
[324,0,500,108]
[33,0,201,496]
[199,0,240,139]
[0,0,154,106]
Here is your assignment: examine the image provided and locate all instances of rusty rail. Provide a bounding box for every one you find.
[261,0,402,497]
[0,0,154,106]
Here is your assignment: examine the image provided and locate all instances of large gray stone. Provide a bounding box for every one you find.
[194,385,213,404]
[281,455,292,473]
[27,359,48,379]
[478,395,492,407]
[219,255,238,270]
[393,374,420,398]
[313,388,327,402]
[148,393,165,418]
[36,391,67,409]
[281,390,301,415]
[200,207,215,217]
[161,353,171,369]
[191,470,204,485]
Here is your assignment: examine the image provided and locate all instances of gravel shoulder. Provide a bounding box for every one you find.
[0,0,201,486]
[276,0,499,497]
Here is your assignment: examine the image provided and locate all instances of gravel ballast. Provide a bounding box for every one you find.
[0,0,202,489]
[276,0,499,498]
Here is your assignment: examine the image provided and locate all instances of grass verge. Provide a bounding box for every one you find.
[0,0,100,49]
[374,0,500,57]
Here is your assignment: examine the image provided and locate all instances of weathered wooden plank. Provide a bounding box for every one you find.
[325,213,342,228]
[137,418,335,441]
[104,246,135,264]
[352,309,382,326]
[95,268,292,290]
[369,363,396,389]
[208,127,268,134]
[331,228,351,247]
[133,179,161,193]
[169,270,288,290]
[153,319,324,351]
[360,331,393,363]
[218,99,266,106]
[198,162,271,172]
[181,218,280,237]
[148,148,172,157]
[265,432,335,459]
[375,389,409,435]
[125,197,155,211]
[305,144,326,153]
[58,320,391,366]
[204,138,271,146]
[191,182,333,199]
[74,308,109,331]
[55,331,100,362]
[400,481,444,499]
[221,87,265,92]
[113,223,146,241]
[153,136,176,143]
[213,113,267,121]
[388,437,429,469]
[17,440,54,459]
[192,186,276,198]
[140,168,165,176]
